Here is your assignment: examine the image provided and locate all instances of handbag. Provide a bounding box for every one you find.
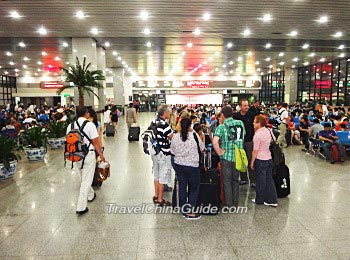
[96,161,110,181]
[234,143,248,172]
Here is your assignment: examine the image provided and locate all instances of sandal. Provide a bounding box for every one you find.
[152,196,158,203]
[157,200,172,207]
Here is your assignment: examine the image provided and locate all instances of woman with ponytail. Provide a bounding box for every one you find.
[170,117,205,220]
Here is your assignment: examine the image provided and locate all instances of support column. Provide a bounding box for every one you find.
[71,38,97,107]
[112,68,125,107]
[284,67,298,104]
[96,47,106,110]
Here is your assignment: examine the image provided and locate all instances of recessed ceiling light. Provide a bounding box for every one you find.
[62,42,68,47]
[320,58,326,62]
[247,51,253,56]
[18,42,26,47]
[215,68,219,72]
[293,57,299,62]
[34,73,38,76]
[76,11,85,19]
[237,56,243,61]
[255,61,260,65]
[203,12,211,21]
[193,28,201,35]
[37,61,42,65]
[222,64,227,68]
[304,62,309,66]
[41,51,47,56]
[317,15,328,23]
[104,41,110,47]
[227,42,233,48]
[269,65,273,68]
[37,26,47,35]
[338,44,345,50]
[257,68,261,72]
[122,61,126,65]
[140,10,149,20]
[309,52,316,57]
[9,61,15,66]
[14,69,19,72]
[91,28,99,35]
[143,28,151,35]
[9,11,22,19]
[339,53,345,58]
[292,65,296,69]
[6,51,12,56]
[4,71,8,75]
[279,52,284,57]
[37,68,42,72]
[333,31,343,38]
[265,43,272,49]
[186,42,193,48]
[289,30,298,37]
[279,62,285,65]
[214,51,219,56]
[55,56,60,61]
[117,56,122,60]
[265,57,271,62]
[242,28,251,37]
[229,61,234,65]
[181,51,186,56]
[23,57,29,61]
[23,64,27,69]
[261,14,272,22]
[302,43,309,49]
[146,41,152,47]
[112,51,118,56]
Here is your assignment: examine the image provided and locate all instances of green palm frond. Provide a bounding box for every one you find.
[59,56,105,106]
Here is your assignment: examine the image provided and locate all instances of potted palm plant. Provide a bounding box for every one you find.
[47,121,67,149]
[0,135,21,180]
[21,127,48,162]
[58,56,105,107]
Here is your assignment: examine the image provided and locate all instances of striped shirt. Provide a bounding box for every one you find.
[152,117,173,156]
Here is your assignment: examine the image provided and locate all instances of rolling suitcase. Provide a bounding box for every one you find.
[106,124,115,137]
[330,145,345,162]
[273,164,290,198]
[128,123,140,141]
[197,150,220,215]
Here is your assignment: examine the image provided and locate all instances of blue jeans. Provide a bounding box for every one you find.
[322,140,344,160]
[254,159,277,205]
[173,163,200,214]
[221,159,240,207]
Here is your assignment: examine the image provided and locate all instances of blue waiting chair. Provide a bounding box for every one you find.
[337,131,350,146]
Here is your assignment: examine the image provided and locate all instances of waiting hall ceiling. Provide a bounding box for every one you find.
[1,0,350,78]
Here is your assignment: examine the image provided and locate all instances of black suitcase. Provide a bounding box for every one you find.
[106,124,115,137]
[273,164,290,198]
[197,168,221,215]
[128,124,140,141]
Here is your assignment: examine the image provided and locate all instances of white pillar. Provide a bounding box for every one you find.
[96,47,106,110]
[285,67,298,104]
[71,38,97,107]
[112,68,125,106]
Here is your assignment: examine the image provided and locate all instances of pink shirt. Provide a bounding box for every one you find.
[253,127,273,160]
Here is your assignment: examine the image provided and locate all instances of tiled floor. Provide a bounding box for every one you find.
[1,112,350,260]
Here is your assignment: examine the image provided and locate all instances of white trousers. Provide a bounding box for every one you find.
[76,151,96,212]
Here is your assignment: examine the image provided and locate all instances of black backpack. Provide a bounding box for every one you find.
[267,127,285,166]
[141,121,161,155]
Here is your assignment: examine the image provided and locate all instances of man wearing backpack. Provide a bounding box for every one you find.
[276,103,289,148]
[212,106,245,208]
[66,106,106,216]
[151,105,174,206]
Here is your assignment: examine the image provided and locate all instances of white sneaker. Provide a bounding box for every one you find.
[264,202,278,207]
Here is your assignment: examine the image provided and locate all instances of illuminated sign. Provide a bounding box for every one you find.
[315,80,331,89]
[186,80,211,88]
[40,81,64,89]
[239,90,247,94]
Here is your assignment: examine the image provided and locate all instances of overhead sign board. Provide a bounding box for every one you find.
[40,81,64,89]
[186,80,211,88]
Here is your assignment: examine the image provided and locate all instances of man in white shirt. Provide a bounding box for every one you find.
[66,107,106,216]
[322,103,328,118]
[276,103,289,148]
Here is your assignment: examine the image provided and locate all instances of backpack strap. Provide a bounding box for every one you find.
[76,120,93,170]
[193,132,201,156]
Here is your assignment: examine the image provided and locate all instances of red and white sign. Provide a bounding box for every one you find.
[186,80,211,88]
[40,81,64,89]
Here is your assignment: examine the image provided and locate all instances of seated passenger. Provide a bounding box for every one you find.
[288,115,301,144]
[310,118,324,138]
[299,116,310,152]
[318,123,345,163]
[335,118,349,131]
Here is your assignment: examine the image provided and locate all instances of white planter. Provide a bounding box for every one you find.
[48,137,66,149]
[0,161,17,180]
[24,147,46,162]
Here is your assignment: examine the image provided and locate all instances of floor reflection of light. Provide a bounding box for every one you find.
[51,188,55,193]
[31,202,36,209]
